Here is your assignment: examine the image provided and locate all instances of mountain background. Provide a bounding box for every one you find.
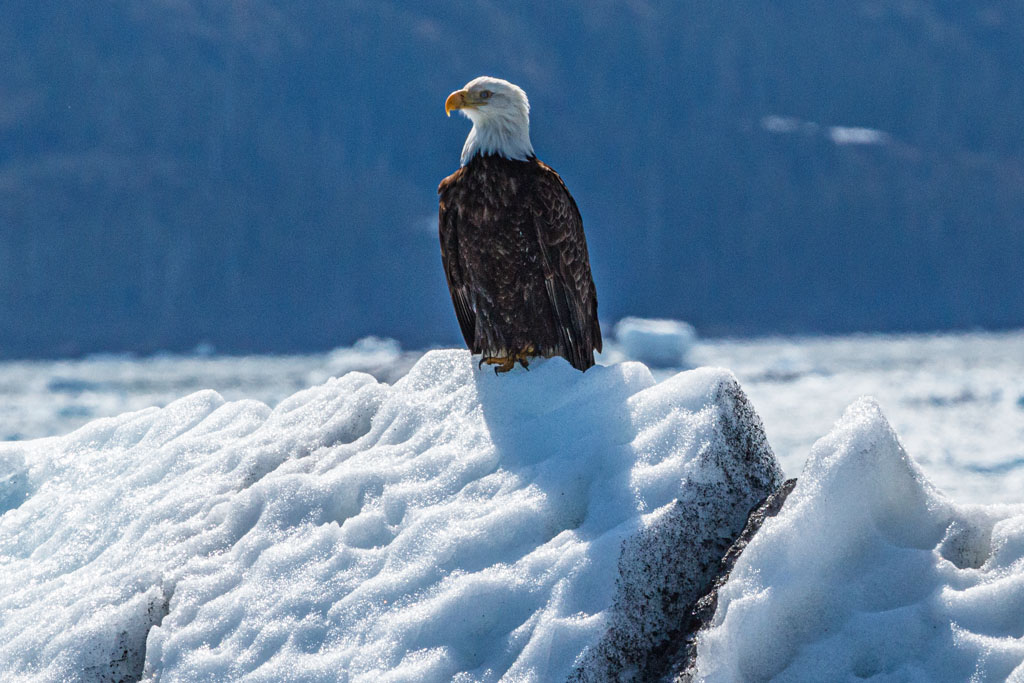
[2,0,1022,358]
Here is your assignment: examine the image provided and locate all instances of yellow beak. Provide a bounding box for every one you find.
[445,89,470,117]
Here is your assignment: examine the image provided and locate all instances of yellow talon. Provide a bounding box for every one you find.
[479,346,537,374]
[480,355,514,373]
[494,357,515,374]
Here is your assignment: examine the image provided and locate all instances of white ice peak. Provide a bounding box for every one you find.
[455,76,535,166]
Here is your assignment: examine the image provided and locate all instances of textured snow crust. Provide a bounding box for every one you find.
[0,350,778,681]
[693,398,1024,682]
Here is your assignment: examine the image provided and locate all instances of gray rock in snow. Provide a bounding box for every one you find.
[570,374,785,682]
[670,478,798,682]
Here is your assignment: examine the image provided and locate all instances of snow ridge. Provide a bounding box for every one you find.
[693,398,1024,681]
[0,351,781,681]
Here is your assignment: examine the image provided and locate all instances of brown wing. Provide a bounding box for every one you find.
[531,163,603,370]
[438,171,478,351]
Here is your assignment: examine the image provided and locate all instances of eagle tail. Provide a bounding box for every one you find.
[544,277,592,371]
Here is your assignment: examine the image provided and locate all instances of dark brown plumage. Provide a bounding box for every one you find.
[438,153,602,371]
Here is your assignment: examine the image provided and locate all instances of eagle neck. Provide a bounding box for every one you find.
[461,114,534,167]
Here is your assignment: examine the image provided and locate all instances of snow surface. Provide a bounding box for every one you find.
[0,350,779,681]
[693,398,1024,681]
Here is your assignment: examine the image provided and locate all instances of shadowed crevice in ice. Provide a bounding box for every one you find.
[671,478,797,682]
[94,584,172,683]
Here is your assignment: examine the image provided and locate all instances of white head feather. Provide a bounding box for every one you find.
[447,76,535,166]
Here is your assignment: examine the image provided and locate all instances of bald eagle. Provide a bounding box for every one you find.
[439,76,602,373]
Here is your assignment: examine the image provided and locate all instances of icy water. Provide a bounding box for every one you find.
[1,331,1021,504]
[690,331,1024,504]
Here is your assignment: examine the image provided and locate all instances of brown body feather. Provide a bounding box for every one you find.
[438,153,602,371]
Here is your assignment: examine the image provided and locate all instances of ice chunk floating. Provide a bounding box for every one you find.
[0,350,781,681]
[691,398,1024,681]
[613,317,697,368]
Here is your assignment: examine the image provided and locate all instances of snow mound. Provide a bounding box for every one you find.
[0,350,781,681]
[614,318,697,368]
[692,398,1024,681]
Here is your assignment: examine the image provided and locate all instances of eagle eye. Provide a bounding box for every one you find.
[479,90,492,99]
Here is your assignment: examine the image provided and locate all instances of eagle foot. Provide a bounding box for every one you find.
[480,355,516,374]
[479,347,536,374]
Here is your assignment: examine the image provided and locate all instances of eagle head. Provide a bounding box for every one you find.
[445,76,535,166]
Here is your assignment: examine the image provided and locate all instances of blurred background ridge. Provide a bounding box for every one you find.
[2,0,1023,358]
